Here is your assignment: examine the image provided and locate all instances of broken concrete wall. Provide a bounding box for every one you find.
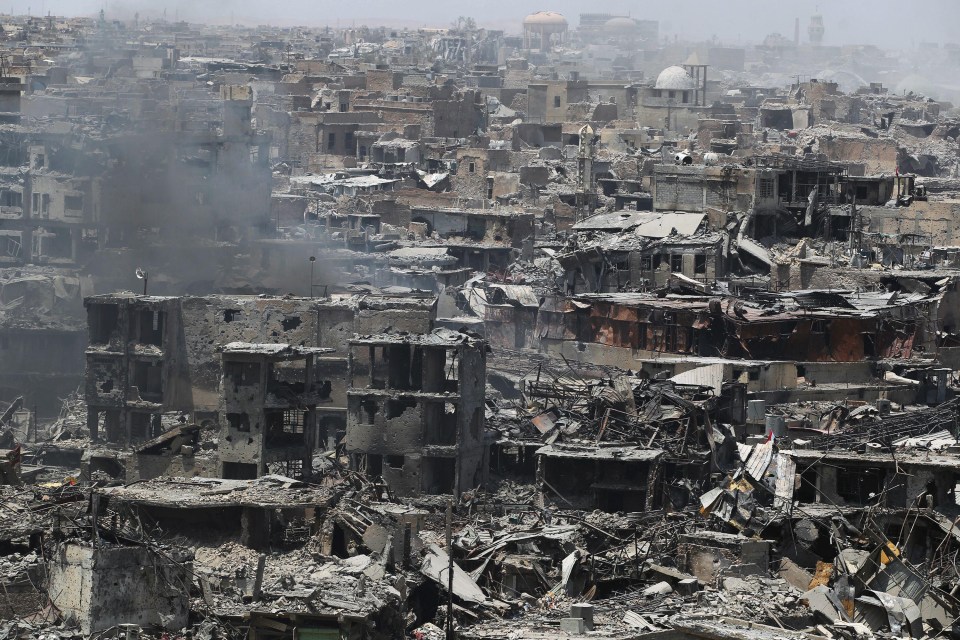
[454,343,487,493]
[180,296,323,412]
[679,533,770,582]
[863,201,960,247]
[126,451,220,482]
[653,165,744,213]
[353,303,435,337]
[48,542,190,635]
[490,172,521,200]
[0,327,85,418]
[219,353,268,474]
[30,173,93,227]
[452,149,490,200]
[432,89,485,138]
[84,296,192,444]
[346,334,485,496]
[86,353,127,409]
[346,393,425,496]
[818,137,899,175]
[315,305,356,353]
[217,346,322,477]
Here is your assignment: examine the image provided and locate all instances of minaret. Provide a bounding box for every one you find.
[808,14,824,45]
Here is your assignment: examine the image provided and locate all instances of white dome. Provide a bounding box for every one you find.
[523,11,568,27]
[604,17,637,33]
[655,65,696,90]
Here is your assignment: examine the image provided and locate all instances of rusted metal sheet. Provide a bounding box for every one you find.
[828,317,868,361]
[877,324,917,359]
[531,407,561,434]
[536,309,578,340]
[692,314,711,329]
[591,301,642,322]
[591,317,639,348]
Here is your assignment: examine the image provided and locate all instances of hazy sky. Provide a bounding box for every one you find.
[9,0,959,48]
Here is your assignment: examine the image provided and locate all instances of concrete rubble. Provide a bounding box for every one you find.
[3,4,960,640]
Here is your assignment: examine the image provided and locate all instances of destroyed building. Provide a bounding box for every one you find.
[346,329,487,496]
[219,342,334,479]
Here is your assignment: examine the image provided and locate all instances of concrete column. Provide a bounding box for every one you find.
[87,408,99,442]
[303,407,316,479]
[241,506,271,549]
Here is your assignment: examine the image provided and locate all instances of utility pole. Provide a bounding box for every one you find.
[575,124,595,222]
[850,189,863,259]
[136,267,148,295]
[445,500,454,640]
[308,256,316,298]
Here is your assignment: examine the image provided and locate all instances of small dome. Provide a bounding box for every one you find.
[604,17,637,33]
[655,65,696,90]
[523,11,568,27]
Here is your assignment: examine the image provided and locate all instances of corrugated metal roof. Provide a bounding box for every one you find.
[745,439,774,483]
[669,363,725,394]
[351,328,481,347]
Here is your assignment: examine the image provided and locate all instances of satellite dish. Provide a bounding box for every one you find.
[135,267,147,279]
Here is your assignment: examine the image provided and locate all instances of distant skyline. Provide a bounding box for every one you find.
[7,1,959,49]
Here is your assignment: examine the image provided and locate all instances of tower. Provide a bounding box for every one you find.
[576,124,595,222]
[808,14,824,45]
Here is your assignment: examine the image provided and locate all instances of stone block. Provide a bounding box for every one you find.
[560,618,585,635]
[569,603,594,630]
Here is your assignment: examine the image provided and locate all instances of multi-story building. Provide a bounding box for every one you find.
[345,329,486,496]
[84,294,187,444]
[83,290,437,451]
[219,342,334,479]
